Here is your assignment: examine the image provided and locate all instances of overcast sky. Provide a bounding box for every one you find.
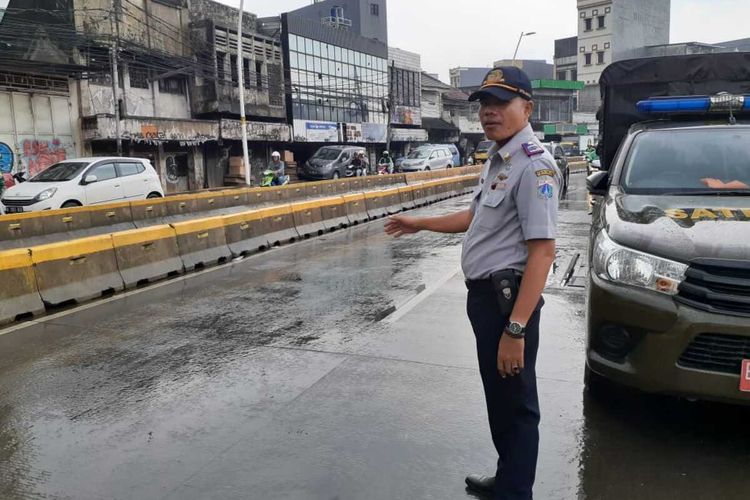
[216,1,743,81]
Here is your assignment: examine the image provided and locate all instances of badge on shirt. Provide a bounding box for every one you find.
[522,142,544,157]
[537,179,554,200]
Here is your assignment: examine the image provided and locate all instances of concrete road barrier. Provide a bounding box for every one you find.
[223,210,269,257]
[0,212,46,250]
[171,216,232,271]
[0,248,45,324]
[282,184,307,202]
[317,196,350,230]
[397,186,417,210]
[220,188,251,209]
[164,194,200,223]
[258,205,299,247]
[342,193,369,225]
[88,201,137,233]
[291,200,327,237]
[112,225,184,288]
[32,234,124,306]
[130,198,170,228]
[194,191,227,212]
[40,206,94,241]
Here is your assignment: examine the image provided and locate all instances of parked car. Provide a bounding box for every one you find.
[560,141,580,157]
[472,140,494,164]
[541,142,570,195]
[0,157,164,214]
[299,145,367,180]
[429,143,461,167]
[399,145,454,172]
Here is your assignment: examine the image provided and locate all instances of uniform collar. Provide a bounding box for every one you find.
[487,124,535,163]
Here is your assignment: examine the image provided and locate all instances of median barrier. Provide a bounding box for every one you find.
[381,187,405,214]
[423,182,438,204]
[363,190,397,219]
[0,212,46,250]
[246,187,267,206]
[397,186,417,210]
[305,182,322,199]
[194,191,227,212]
[223,210,267,256]
[220,187,252,209]
[31,234,124,306]
[112,225,184,288]
[0,248,45,324]
[317,180,338,198]
[317,196,350,230]
[164,194,200,223]
[291,200,327,237]
[282,184,307,202]
[361,176,376,191]
[171,216,232,271]
[260,205,300,247]
[342,193,369,224]
[88,201,138,233]
[130,198,170,228]
[40,206,94,242]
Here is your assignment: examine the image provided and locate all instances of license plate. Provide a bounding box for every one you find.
[740,360,750,392]
[5,206,23,214]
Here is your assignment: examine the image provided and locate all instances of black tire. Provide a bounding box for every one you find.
[332,171,340,180]
[147,192,162,199]
[424,166,431,171]
[61,201,82,209]
[446,164,453,169]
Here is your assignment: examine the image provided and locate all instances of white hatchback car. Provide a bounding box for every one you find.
[1,157,164,214]
[399,146,454,172]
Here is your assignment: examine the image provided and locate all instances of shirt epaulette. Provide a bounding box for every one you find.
[522,142,544,157]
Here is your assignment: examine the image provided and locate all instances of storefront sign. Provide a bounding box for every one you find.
[389,128,428,142]
[293,120,339,142]
[220,119,292,142]
[362,123,387,143]
[83,117,218,146]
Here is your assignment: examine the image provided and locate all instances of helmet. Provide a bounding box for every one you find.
[271,151,280,158]
[382,150,390,156]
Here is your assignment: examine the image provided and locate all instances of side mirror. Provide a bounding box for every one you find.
[587,171,609,196]
[83,174,98,184]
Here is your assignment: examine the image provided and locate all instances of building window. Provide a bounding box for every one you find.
[597,51,605,64]
[216,52,226,81]
[579,46,585,53]
[604,42,611,49]
[584,53,592,66]
[580,11,586,18]
[243,58,251,88]
[571,69,577,80]
[158,77,185,95]
[584,18,592,31]
[370,3,379,15]
[557,71,566,81]
[230,54,239,86]
[598,15,605,29]
[592,44,598,50]
[256,61,263,89]
[129,65,149,89]
[605,7,611,13]
[592,9,598,15]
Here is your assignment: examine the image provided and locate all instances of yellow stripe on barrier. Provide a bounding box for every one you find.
[0,248,33,271]
[170,216,226,235]
[31,234,114,264]
[315,196,346,207]
[255,204,292,219]
[291,199,324,212]
[111,225,177,248]
[223,209,264,226]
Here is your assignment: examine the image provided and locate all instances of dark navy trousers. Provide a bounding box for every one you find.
[466,283,542,500]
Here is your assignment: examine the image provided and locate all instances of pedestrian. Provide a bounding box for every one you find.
[384,67,560,500]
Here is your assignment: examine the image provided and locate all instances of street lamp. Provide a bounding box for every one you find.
[512,31,537,62]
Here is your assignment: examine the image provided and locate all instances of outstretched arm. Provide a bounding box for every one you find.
[384,209,473,237]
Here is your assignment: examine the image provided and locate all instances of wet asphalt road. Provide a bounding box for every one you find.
[1,173,749,500]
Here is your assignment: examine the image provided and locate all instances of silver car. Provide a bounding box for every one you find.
[399,146,454,172]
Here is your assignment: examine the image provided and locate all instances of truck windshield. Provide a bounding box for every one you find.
[29,162,88,182]
[475,141,494,153]
[622,128,750,195]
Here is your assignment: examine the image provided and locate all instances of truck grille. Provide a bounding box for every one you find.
[1,198,37,207]
[678,333,750,375]
[676,259,750,317]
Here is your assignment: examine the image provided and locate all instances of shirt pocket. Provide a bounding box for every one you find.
[476,189,509,230]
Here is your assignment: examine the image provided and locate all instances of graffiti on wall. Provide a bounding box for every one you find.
[21,139,68,176]
[0,142,13,174]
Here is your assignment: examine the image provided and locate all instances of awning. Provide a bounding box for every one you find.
[422,117,459,132]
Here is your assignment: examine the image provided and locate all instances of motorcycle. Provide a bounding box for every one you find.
[377,162,392,175]
[345,162,367,177]
[260,169,289,187]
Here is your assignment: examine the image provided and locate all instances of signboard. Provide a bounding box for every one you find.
[221,119,291,142]
[84,117,218,146]
[293,120,339,142]
[362,123,387,143]
[390,128,428,142]
[741,360,750,393]
[391,106,422,126]
[342,123,363,142]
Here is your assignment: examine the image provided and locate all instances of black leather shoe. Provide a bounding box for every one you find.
[465,474,495,496]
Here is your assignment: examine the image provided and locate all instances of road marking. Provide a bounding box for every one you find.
[381,265,462,324]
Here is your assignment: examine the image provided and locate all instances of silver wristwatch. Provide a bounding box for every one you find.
[505,321,526,339]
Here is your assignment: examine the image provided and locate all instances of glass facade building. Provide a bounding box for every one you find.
[287,33,388,125]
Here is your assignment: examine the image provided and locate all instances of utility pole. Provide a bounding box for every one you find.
[385,60,395,155]
[512,31,537,63]
[237,0,251,185]
[110,0,123,156]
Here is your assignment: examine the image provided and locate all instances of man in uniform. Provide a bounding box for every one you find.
[384,67,560,500]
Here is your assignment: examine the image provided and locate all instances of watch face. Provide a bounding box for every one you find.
[509,322,523,335]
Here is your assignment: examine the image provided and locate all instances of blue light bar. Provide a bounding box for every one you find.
[637,95,750,114]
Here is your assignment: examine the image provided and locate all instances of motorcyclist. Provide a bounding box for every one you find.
[268,151,286,185]
[378,150,394,174]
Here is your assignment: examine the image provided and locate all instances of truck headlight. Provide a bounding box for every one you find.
[35,188,57,201]
[593,230,687,295]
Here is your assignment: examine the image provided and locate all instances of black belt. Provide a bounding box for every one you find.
[465,270,523,291]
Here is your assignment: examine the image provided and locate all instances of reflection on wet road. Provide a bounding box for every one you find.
[1,174,748,499]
